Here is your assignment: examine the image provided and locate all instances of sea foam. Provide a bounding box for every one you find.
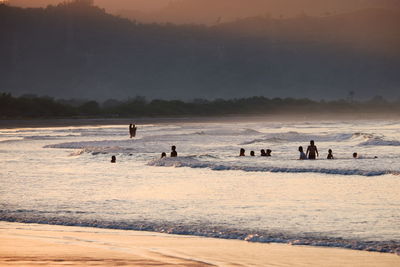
[148,157,396,177]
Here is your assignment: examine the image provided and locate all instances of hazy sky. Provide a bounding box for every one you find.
[6,0,172,11]
[7,0,400,24]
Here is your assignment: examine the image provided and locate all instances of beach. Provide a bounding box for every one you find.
[3,0,400,264]
[1,222,399,266]
[1,120,399,265]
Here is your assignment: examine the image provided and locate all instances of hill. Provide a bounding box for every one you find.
[0,2,399,100]
[120,0,400,25]
[8,0,400,25]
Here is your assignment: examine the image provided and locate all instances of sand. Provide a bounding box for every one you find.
[0,222,399,266]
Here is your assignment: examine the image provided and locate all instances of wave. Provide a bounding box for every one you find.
[78,131,127,137]
[139,128,262,141]
[191,128,262,136]
[0,138,24,143]
[241,132,376,145]
[44,139,163,155]
[44,140,130,150]
[23,134,79,140]
[359,137,400,146]
[0,212,398,254]
[148,157,397,177]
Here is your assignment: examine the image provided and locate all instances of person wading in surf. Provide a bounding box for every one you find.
[327,149,334,159]
[171,145,178,157]
[129,124,137,138]
[298,146,307,160]
[306,140,319,160]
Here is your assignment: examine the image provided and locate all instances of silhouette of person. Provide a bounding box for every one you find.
[353,152,358,159]
[171,145,178,157]
[129,124,137,138]
[161,152,167,158]
[266,149,272,157]
[306,140,318,160]
[260,149,267,156]
[327,149,334,159]
[299,146,307,160]
[111,155,116,163]
[250,151,255,156]
[239,148,245,156]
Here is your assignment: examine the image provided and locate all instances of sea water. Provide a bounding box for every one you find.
[1,119,399,253]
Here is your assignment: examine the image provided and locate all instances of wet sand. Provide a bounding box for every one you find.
[0,222,399,266]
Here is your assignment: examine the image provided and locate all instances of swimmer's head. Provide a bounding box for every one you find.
[353,152,358,158]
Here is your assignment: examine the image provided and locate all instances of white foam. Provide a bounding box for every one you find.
[148,157,397,177]
[359,137,400,146]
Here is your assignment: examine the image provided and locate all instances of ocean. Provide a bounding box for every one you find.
[1,119,399,254]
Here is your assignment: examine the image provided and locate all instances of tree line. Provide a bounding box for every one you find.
[1,93,399,119]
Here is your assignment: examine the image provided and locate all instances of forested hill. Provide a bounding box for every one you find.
[1,2,399,101]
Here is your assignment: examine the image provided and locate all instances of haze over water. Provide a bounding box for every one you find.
[1,119,399,254]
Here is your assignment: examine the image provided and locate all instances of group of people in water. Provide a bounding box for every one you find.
[238,140,322,160]
[110,125,370,163]
[161,145,178,158]
[240,148,272,157]
[240,140,368,160]
[298,140,319,160]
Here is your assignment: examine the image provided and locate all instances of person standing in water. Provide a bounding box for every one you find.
[327,149,334,159]
[306,140,319,160]
[129,124,137,138]
[171,145,178,157]
[250,151,255,156]
[111,155,116,163]
[239,148,245,156]
[161,152,167,158]
[260,149,267,156]
[298,146,307,160]
[266,149,272,157]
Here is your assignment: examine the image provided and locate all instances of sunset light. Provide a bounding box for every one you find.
[1,1,399,266]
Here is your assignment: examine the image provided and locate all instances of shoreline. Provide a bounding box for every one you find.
[1,222,399,267]
[1,113,399,129]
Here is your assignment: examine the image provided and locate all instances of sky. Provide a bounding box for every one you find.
[6,0,172,11]
[6,0,400,24]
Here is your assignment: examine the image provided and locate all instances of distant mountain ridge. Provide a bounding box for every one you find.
[7,0,400,24]
[0,2,399,100]
[119,0,400,24]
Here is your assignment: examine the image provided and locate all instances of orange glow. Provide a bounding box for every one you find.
[6,0,399,25]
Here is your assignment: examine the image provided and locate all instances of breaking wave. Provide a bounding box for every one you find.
[240,132,376,145]
[359,137,400,146]
[0,212,398,254]
[148,157,398,177]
